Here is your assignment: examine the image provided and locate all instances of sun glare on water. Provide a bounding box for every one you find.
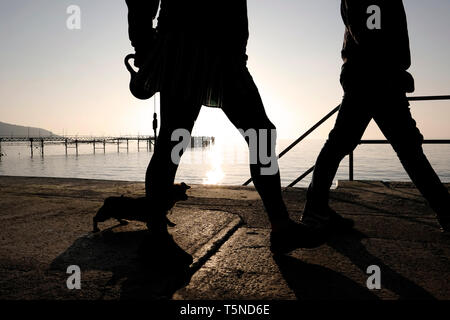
[203,146,225,185]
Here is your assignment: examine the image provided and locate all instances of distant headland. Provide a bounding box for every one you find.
[0,121,54,137]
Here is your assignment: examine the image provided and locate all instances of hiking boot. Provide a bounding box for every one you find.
[138,232,193,267]
[270,219,328,254]
[301,204,354,233]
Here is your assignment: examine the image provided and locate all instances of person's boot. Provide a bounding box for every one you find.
[141,199,192,268]
[270,219,328,254]
[138,231,193,268]
[301,186,355,233]
[301,203,354,233]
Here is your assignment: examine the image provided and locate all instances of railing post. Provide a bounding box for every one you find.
[349,152,354,181]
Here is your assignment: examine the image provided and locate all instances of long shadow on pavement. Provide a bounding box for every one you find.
[274,254,379,300]
[327,230,436,300]
[50,228,192,300]
[274,229,436,300]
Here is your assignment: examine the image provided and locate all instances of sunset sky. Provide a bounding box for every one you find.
[1,0,449,140]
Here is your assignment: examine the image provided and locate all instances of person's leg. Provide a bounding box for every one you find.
[374,94,450,231]
[221,65,328,252]
[145,91,202,233]
[307,93,372,208]
[220,66,289,229]
[301,92,372,232]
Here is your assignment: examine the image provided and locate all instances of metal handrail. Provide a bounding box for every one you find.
[243,105,341,186]
[242,95,450,187]
[347,139,450,182]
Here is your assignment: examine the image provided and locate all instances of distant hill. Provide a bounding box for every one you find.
[0,121,55,137]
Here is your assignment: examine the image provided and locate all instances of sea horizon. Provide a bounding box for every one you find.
[1,137,449,188]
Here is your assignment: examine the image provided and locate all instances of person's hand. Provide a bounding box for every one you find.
[133,44,152,68]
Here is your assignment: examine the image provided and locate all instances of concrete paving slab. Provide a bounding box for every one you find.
[174,228,296,300]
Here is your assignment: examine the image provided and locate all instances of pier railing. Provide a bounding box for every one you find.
[242,95,450,188]
[0,135,214,157]
[0,136,157,157]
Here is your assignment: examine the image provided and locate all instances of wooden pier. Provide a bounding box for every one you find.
[0,135,215,157]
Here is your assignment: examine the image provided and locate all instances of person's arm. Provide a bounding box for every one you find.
[342,0,378,46]
[125,0,160,67]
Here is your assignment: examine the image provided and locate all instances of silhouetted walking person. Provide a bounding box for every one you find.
[302,0,450,232]
[125,0,321,253]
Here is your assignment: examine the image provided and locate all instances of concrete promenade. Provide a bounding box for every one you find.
[0,176,449,300]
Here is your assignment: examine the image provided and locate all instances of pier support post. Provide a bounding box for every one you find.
[30,138,33,158]
[127,139,129,153]
[117,139,120,153]
[103,140,106,153]
[65,139,68,156]
[75,139,78,156]
[93,140,96,154]
[137,138,140,152]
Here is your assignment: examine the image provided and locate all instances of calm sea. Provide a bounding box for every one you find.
[0,138,449,188]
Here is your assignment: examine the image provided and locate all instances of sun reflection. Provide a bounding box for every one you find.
[203,145,225,185]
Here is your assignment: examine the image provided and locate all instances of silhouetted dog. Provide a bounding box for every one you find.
[93,183,191,232]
